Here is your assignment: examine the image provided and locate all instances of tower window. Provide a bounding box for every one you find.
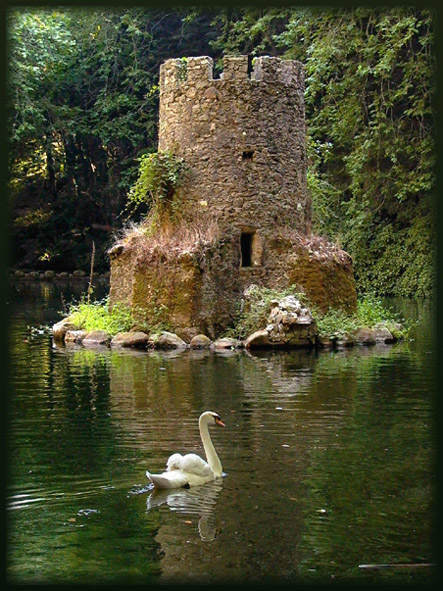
[247,54,254,78]
[242,150,254,160]
[240,232,254,267]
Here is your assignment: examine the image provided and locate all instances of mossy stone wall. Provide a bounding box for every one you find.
[287,250,357,314]
[108,55,357,339]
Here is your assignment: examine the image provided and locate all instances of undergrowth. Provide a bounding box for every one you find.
[65,289,409,342]
[313,294,409,339]
[65,296,143,336]
[225,286,409,341]
[64,295,172,336]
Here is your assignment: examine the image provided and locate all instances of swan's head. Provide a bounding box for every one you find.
[166,453,183,470]
[200,411,225,428]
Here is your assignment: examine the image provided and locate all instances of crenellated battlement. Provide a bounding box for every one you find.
[159,55,303,90]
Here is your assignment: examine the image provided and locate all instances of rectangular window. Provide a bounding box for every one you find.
[240,232,254,267]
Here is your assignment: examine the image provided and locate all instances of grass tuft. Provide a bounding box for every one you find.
[65,296,139,336]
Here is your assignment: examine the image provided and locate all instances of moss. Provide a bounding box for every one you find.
[287,249,357,314]
[109,224,358,339]
[131,250,203,334]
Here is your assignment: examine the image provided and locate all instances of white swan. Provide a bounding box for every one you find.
[146,411,225,489]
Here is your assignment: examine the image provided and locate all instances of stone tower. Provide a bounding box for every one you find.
[109,56,356,340]
[158,55,310,242]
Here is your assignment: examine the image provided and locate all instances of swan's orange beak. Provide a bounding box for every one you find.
[215,417,225,427]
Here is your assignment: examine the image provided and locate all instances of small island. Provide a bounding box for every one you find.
[52,56,407,350]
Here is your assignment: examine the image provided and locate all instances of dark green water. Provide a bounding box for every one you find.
[6,280,437,584]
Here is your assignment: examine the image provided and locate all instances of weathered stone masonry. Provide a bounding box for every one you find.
[158,55,310,235]
[109,55,357,340]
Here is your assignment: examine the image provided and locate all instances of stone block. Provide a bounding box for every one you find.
[111,331,149,348]
[82,330,111,347]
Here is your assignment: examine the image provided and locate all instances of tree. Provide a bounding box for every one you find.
[7,7,223,271]
[8,7,435,296]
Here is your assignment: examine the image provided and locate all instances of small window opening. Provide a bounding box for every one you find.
[247,54,254,78]
[242,150,254,160]
[241,232,254,267]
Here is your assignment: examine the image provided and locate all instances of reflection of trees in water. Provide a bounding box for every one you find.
[147,480,224,541]
[57,340,433,582]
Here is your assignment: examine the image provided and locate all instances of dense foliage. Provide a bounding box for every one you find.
[8,7,435,296]
[211,7,436,297]
[8,7,221,271]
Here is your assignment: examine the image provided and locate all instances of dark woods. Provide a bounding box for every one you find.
[7,7,435,296]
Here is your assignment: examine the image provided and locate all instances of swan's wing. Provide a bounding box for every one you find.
[180,453,213,477]
[146,469,189,489]
[166,453,184,471]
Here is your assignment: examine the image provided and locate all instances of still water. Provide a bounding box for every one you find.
[6,280,436,584]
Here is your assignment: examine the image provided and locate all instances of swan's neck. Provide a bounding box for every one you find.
[199,417,222,477]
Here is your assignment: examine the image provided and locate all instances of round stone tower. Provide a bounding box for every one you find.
[159,55,310,246]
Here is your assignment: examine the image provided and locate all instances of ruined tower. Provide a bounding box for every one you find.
[109,56,356,339]
[158,55,310,241]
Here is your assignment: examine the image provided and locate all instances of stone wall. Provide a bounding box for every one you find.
[158,55,310,235]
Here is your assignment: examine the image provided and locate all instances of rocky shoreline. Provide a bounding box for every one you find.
[52,294,402,352]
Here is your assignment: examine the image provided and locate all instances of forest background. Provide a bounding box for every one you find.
[6,5,436,297]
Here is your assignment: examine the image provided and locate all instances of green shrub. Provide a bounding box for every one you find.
[65,295,172,336]
[316,294,410,339]
[66,297,137,336]
[314,307,359,339]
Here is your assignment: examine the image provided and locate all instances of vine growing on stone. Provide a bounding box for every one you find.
[127,150,188,213]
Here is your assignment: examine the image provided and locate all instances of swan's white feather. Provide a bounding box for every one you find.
[166,453,184,471]
[146,411,224,489]
[179,453,213,477]
[166,452,212,477]
[146,468,215,488]
[146,469,189,489]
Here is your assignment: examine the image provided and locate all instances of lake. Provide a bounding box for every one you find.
[6,279,437,584]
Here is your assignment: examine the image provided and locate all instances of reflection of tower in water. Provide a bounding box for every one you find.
[147,480,223,542]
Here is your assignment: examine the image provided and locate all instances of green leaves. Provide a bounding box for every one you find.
[315,293,410,339]
[285,8,435,297]
[8,7,221,272]
[67,297,135,336]
[8,6,435,295]
[127,151,187,211]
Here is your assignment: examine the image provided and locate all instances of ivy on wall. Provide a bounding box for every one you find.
[211,6,436,296]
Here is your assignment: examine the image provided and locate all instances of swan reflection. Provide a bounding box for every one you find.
[146,479,223,541]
